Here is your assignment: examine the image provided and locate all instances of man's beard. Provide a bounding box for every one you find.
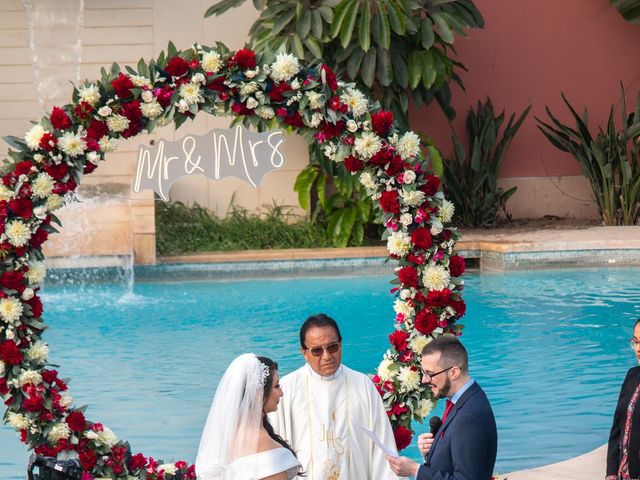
[435,377,452,399]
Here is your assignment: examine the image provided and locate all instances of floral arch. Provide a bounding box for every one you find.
[0,42,466,478]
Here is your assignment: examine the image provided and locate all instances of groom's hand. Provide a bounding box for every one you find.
[386,455,419,477]
[417,432,434,457]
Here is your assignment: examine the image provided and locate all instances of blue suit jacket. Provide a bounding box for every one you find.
[417,382,497,480]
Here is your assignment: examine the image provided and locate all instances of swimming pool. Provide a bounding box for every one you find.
[1,267,639,478]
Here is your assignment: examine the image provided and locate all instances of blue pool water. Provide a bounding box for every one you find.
[1,267,640,478]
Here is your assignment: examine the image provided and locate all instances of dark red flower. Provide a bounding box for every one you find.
[9,198,33,219]
[121,100,142,122]
[39,132,58,151]
[206,76,226,93]
[385,155,405,176]
[154,85,175,107]
[233,49,256,70]
[442,229,453,241]
[79,448,97,470]
[164,56,189,77]
[0,270,25,291]
[449,255,465,277]
[329,96,341,111]
[50,107,72,130]
[392,403,410,416]
[27,295,43,317]
[230,102,254,116]
[397,266,419,288]
[42,369,58,384]
[414,310,438,335]
[451,299,466,317]
[410,227,432,250]
[283,111,303,128]
[369,149,394,167]
[44,162,68,181]
[129,452,148,471]
[393,425,412,451]
[86,120,109,141]
[14,161,33,177]
[73,101,93,120]
[371,111,394,136]
[426,289,452,307]
[30,227,48,249]
[268,82,291,102]
[344,155,365,173]
[379,190,400,214]
[320,64,338,91]
[421,174,441,196]
[22,393,44,412]
[0,340,23,365]
[111,73,135,98]
[35,444,57,457]
[83,162,98,175]
[389,330,409,352]
[0,378,8,395]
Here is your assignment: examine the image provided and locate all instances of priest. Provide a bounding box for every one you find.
[269,313,402,480]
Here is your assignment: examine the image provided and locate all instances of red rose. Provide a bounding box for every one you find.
[44,162,68,180]
[0,340,23,365]
[371,111,394,136]
[397,266,419,288]
[111,73,135,98]
[379,190,400,214]
[39,132,58,151]
[320,64,338,91]
[14,161,33,177]
[27,295,43,317]
[73,101,93,120]
[30,227,48,248]
[414,310,438,335]
[0,271,25,291]
[164,57,189,77]
[449,255,465,277]
[393,425,413,451]
[421,174,441,196]
[50,107,72,130]
[268,82,291,102]
[410,227,432,250]
[233,49,256,69]
[389,330,409,352]
[344,156,365,173]
[9,198,33,219]
[79,448,98,470]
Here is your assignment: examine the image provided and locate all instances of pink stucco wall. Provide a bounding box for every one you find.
[411,0,640,178]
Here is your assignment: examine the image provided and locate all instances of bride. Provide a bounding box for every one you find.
[196,353,301,480]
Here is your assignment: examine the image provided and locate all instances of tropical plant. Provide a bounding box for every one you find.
[442,98,530,227]
[611,0,640,24]
[205,0,483,245]
[537,87,640,225]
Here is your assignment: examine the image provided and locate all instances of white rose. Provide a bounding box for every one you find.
[402,170,416,184]
[346,120,358,132]
[141,90,154,103]
[98,106,112,117]
[245,97,259,109]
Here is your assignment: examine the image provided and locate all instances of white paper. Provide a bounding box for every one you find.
[356,424,398,458]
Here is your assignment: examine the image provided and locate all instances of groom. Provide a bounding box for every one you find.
[269,313,401,479]
[387,335,497,479]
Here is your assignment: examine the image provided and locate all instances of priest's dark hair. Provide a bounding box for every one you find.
[421,335,469,373]
[299,313,342,348]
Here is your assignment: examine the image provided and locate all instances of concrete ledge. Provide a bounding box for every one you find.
[506,444,606,480]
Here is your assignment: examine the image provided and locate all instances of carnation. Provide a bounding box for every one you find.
[270,53,300,82]
[340,88,368,117]
[256,106,275,119]
[98,136,118,152]
[25,125,46,150]
[159,464,177,476]
[240,82,259,96]
[59,392,74,408]
[307,91,325,109]
[359,172,377,191]
[397,366,421,393]
[86,426,118,447]
[439,199,455,223]
[106,114,130,133]
[78,84,101,106]
[245,97,259,110]
[0,360,4,377]
[306,112,323,128]
[423,264,451,291]
[377,357,396,382]
[26,341,49,364]
[140,100,163,119]
[354,132,382,159]
[393,298,414,318]
[48,423,71,442]
[47,194,65,211]
[7,412,30,430]
[409,334,431,354]
[201,50,223,73]
[179,83,203,105]
[26,261,47,285]
[416,398,435,418]
[5,220,31,247]
[58,131,87,157]
[32,173,55,198]
[396,131,420,159]
[386,231,411,257]
[0,297,23,325]
[401,189,425,207]
[0,184,15,201]
[18,369,43,387]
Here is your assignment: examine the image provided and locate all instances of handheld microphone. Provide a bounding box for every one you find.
[429,416,442,436]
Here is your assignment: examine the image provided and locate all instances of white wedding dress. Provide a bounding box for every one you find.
[227,447,300,480]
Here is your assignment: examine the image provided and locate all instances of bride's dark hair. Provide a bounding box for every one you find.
[257,357,298,459]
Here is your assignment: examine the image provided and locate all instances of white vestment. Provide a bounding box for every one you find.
[269,364,402,480]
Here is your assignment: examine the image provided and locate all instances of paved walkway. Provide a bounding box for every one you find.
[506,444,606,479]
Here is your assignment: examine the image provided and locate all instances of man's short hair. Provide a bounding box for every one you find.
[422,335,469,373]
[300,313,342,348]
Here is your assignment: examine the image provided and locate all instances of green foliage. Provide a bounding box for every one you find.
[155,199,332,255]
[442,99,530,227]
[610,0,640,24]
[536,87,640,225]
[205,0,483,128]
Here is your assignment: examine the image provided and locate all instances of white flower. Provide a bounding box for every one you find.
[0,297,23,324]
[0,184,15,202]
[159,464,177,476]
[7,412,30,430]
[177,99,189,113]
[246,97,259,110]
[256,107,275,119]
[245,68,258,79]
[106,114,130,133]
[399,288,413,300]
[416,398,435,418]
[409,334,431,355]
[32,173,54,199]
[58,132,86,157]
[430,219,443,236]
[387,231,411,257]
[48,423,71,442]
[47,194,65,211]
[423,264,450,291]
[5,220,31,247]
[0,361,4,377]
[18,370,42,387]
[393,298,414,318]
[25,125,46,150]
[439,199,455,223]
[99,137,118,153]
[86,426,118,447]
[140,100,163,119]
[59,392,73,408]
[401,189,425,207]
[307,91,325,109]
[21,288,34,301]
[87,151,101,164]
[359,172,377,190]
[179,83,203,105]
[27,261,46,285]
[306,112,323,128]
[340,88,368,117]
[398,366,421,393]
[240,82,258,96]
[354,132,382,159]
[98,106,112,117]
[402,170,416,184]
[201,50,223,73]
[270,53,300,82]
[26,341,49,364]
[346,120,358,133]
[397,131,420,159]
[377,357,396,382]
[78,84,101,106]
[141,90,154,103]
[130,75,151,88]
